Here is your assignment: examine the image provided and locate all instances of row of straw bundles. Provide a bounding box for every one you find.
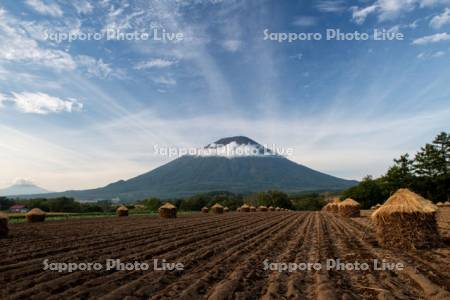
[258,206,268,212]
[116,205,129,217]
[371,188,440,249]
[0,212,8,238]
[201,205,230,213]
[437,201,450,207]
[238,204,290,212]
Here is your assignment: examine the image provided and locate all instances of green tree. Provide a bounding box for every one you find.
[383,154,413,192]
[141,197,162,211]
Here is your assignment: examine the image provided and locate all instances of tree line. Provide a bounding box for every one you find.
[341,132,449,208]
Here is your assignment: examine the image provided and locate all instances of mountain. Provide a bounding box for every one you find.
[26,136,357,201]
[0,180,49,196]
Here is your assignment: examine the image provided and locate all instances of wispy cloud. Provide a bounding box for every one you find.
[292,16,318,27]
[222,39,242,52]
[0,9,75,70]
[25,0,63,17]
[134,59,177,70]
[351,0,450,24]
[72,0,94,15]
[315,0,347,13]
[153,76,177,86]
[10,92,83,114]
[412,32,450,44]
[430,8,450,28]
[76,55,118,79]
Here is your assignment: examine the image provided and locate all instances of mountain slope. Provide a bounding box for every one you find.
[0,180,49,196]
[27,136,357,200]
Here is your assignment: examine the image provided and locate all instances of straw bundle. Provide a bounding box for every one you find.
[275,207,280,211]
[201,206,209,213]
[371,189,440,249]
[444,201,450,207]
[26,208,46,223]
[224,207,230,213]
[116,205,129,217]
[212,203,224,214]
[338,198,360,217]
[159,202,177,218]
[268,206,275,211]
[0,212,8,238]
[258,206,268,212]
[240,204,250,212]
[250,206,256,212]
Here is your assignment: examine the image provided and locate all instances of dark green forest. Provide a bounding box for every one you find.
[340,132,449,208]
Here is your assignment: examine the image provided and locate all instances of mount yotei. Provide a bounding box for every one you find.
[29,136,357,200]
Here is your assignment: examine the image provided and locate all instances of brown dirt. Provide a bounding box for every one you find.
[0,210,449,299]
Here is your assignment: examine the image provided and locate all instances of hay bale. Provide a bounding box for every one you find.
[116,205,129,217]
[268,206,275,211]
[338,198,360,217]
[249,206,256,212]
[444,201,450,207]
[258,206,268,212]
[26,208,46,223]
[201,206,209,213]
[224,207,230,213]
[0,212,8,238]
[212,203,224,214]
[240,204,250,212]
[436,202,444,207]
[159,202,177,218]
[371,188,440,250]
[275,207,280,211]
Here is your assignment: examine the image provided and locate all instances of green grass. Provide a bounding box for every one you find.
[4,210,198,224]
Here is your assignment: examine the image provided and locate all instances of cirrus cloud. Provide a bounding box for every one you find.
[25,0,63,17]
[412,32,450,44]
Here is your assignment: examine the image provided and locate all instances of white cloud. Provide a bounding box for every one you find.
[412,32,450,44]
[72,0,94,14]
[432,50,446,57]
[0,9,76,70]
[417,50,446,58]
[351,0,450,24]
[292,16,318,27]
[76,55,114,78]
[25,0,63,17]
[11,92,83,114]
[222,39,242,52]
[134,59,177,70]
[13,178,35,185]
[153,76,177,86]
[430,8,450,28]
[351,5,378,24]
[315,0,347,13]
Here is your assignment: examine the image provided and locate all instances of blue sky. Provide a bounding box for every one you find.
[0,0,449,191]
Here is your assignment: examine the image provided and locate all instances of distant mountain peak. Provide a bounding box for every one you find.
[201,136,274,157]
[0,180,49,196]
[210,136,260,147]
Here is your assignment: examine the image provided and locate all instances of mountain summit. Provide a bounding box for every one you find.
[26,136,357,200]
[0,180,49,196]
[199,136,274,157]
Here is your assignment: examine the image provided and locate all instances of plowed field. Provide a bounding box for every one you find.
[1,210,450,299]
